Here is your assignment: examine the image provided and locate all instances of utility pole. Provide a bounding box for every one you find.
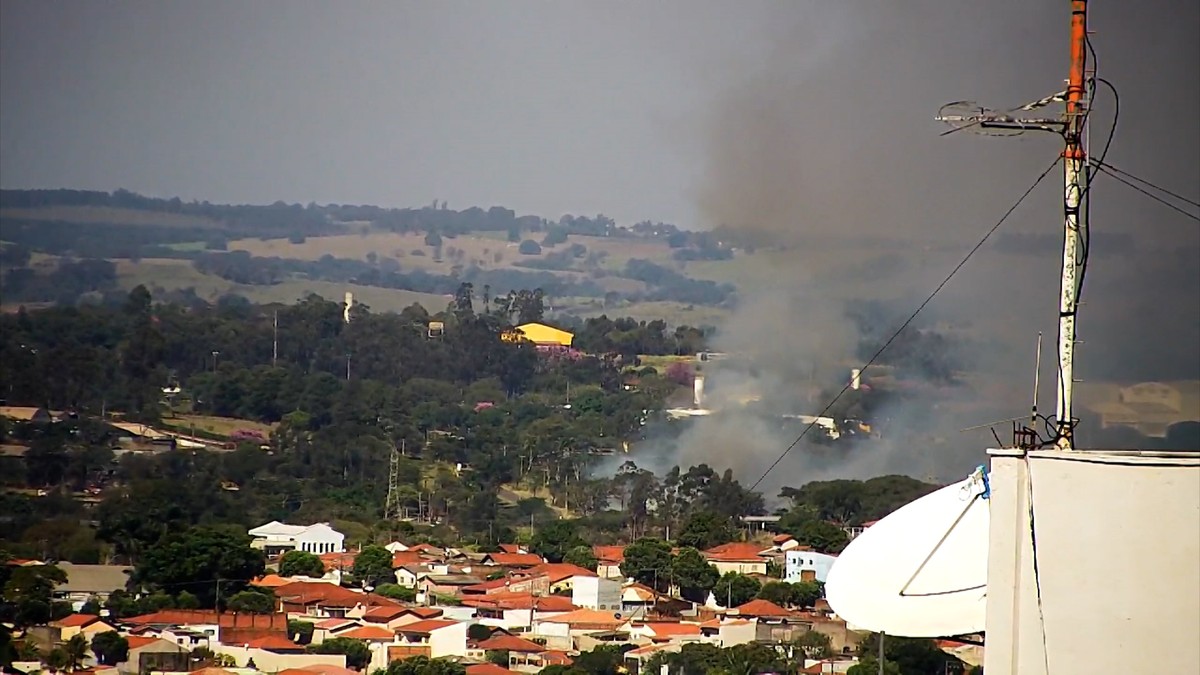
[935,0,1091,449]
[878,632,885,675]
[272,311,278,367]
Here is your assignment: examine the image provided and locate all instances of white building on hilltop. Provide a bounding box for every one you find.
[785,551,838,584]
[249,521,345,556]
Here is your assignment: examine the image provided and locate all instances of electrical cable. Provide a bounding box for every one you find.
[1090,163,1200,221]
[1088,159,1200,210]
[748,156,1063,492]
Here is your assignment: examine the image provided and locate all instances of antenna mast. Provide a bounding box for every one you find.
[936,0,1091,449]
[1054,0,1089,449]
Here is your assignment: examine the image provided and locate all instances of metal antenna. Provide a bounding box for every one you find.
[936,0,1091,449]
[1031,332,1043,427]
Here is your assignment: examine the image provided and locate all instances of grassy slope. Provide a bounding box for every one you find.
[116,258,451,313]
[1,206,224,229]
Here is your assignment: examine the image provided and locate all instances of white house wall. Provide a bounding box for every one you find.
[984,449,1200,675]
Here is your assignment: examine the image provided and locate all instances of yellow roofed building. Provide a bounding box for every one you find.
[502,322,574,348]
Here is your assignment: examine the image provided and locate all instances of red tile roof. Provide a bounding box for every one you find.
[731,598,794,619]
[519,563,596,583]
[462,592,576,612]
[593,546,625,564]
[314,618,357,630]
[474,634,545,653]
[771,534,794,545]
[483,553,544,567]
[338,625,395,641]
[462,577,513,594]
[497,544,525,554]
[126,636,164,650]
[391,551,425,566]
[396,619,458,634]
[122,610,289,628]
[253,574,299,587]
[703,542,769,562]
[538,651,574,666]
[294,665,359,675]
[317,552,357,570]
[57,613,102,628]
[465,665,514,675]
[363,606,408,622]
[539,608,625,628]
[274,581,398,608]
[408,543,445,556]
[399,607,444,619]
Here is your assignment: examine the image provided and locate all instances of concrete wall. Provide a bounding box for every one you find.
[213,646,346,672]
[572,577,622,611]
[428,623,468,658]
[985,449,1200,675]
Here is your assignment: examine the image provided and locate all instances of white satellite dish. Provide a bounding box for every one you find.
[825,467,990,638]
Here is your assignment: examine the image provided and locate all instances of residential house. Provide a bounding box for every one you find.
[390,620,467,660]
[419,574,484,599]
[480,552,544,570]
[571,577,621,612]
[248,522,345,556]
[214,640,344,672]
[727,599,810,643]
[509,650,573,673]
[703,543,770,576]
[52,614,116,640]
[623,643,681,675]
[618,582,691,619]
[311,619,360,645]
[118,636,191,675]
[593,546,625,579]
[532,608,627,651]
[463,593,575,631]
[467,633,545,670]
[390,607,445,627]
[273,581,397,619]
[0,406,57,423]
[395,563,450,588]
[121,609,290,647]
[519,563,596,594]
[497,544,529,555]
[626,621,703,645]
[54,563,133,608]
[784,551,838,584]
[698,618,756,648]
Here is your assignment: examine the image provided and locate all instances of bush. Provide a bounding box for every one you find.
[518,240,542,255]
[374,583,416,602]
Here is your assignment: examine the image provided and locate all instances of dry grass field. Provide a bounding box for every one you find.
[167,413,276,438]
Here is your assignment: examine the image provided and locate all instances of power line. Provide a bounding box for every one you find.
[1090,162,1200,222]
[1089,159,1200,209]
[749,156,1062,492]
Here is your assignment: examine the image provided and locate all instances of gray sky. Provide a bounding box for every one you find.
[2,0,1196,234]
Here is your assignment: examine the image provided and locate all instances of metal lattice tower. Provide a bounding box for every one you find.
[383,440,404,520]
